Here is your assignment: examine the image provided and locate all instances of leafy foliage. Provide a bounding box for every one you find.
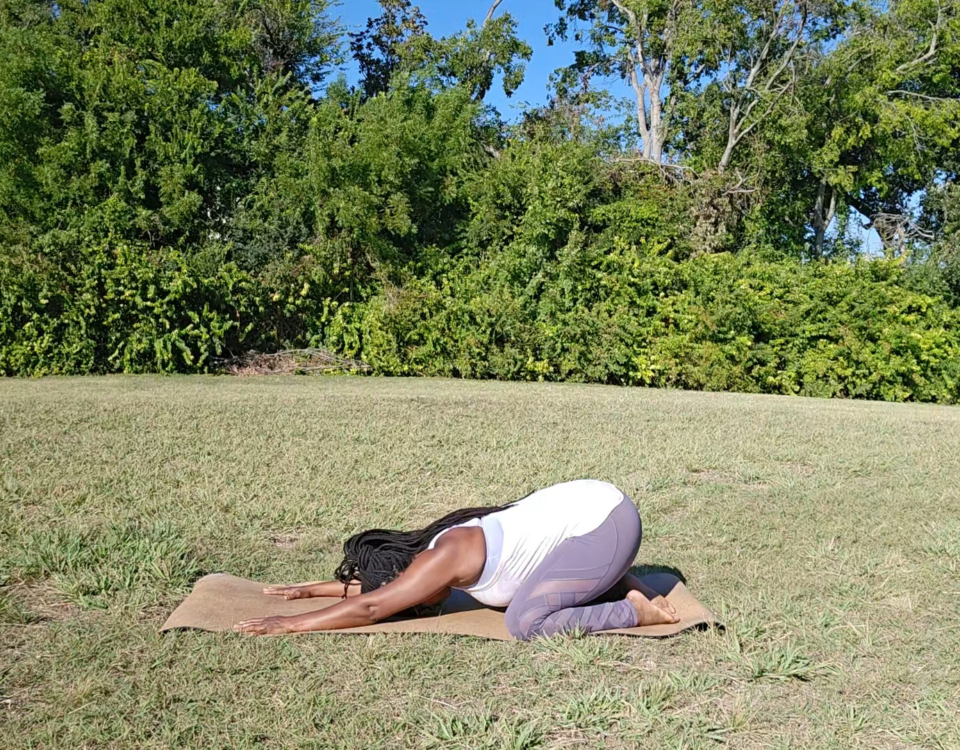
[1,0,959,402]
[0,240,262,375]
[323,241,960,402]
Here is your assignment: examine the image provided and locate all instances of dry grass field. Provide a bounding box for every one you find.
[2,376,959,748]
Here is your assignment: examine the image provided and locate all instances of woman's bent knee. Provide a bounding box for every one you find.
[505,609,538,640]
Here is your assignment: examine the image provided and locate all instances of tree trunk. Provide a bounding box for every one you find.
[647,70,666,162]
[811,181,836,258]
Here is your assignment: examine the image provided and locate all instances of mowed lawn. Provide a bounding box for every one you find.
[2,377,960,749]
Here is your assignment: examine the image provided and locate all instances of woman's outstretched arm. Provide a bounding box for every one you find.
[263,580,361,599]
[235,545,460,636]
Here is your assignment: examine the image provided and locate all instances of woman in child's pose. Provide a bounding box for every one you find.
[236,479,678,639]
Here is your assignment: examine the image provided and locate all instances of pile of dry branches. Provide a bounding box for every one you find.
[214,348,371,376]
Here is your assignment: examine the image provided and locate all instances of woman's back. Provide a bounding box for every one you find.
[432,479,631,606]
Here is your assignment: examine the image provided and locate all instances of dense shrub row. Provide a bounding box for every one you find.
[337,243,960,402]
[4,238,958,402]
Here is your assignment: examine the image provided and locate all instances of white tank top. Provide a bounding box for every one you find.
[427,479,627,607]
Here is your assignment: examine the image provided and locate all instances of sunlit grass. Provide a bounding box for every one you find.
[2,376,959,748]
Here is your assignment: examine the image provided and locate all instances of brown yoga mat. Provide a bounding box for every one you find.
[161,572,721,639]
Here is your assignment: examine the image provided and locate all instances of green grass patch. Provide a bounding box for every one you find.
[2,376,960,747]
[10,521,204,609]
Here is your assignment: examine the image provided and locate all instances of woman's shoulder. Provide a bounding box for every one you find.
[426,517,483,550]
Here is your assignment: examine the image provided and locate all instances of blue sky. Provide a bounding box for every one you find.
[333,0,577,117]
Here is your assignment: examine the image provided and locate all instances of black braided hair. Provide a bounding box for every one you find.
[334,502,515,595]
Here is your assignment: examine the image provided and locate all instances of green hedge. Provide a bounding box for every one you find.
[0,242,260,375]
[4,238,958,403]
[325,240,960,402]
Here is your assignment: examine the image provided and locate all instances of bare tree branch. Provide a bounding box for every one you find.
[628,56,652,150]
[610,0,644,40]
[744,0,791,91]
[871,212,936,256]
[721,43,736,94]
[719,0,806,172]
[886,89,954,103]
[482,0,505,27]
[760,8,806,93]
[812,180,836,257]
[611,0,675,163]
[895,0,942,74]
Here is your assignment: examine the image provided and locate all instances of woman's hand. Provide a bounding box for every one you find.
[237,547,463,635]
[235,548,462,636]
[263,584,312,600]
[235,615,296,636]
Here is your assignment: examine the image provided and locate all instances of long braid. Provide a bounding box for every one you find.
[334,503,516,595]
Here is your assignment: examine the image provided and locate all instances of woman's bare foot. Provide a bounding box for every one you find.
[627,589,681,626]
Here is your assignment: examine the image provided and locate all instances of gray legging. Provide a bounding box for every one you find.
[504,497,642,640]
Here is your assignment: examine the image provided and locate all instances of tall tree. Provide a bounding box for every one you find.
[825,0,958,255]
[349,0,431,99]
[550,0,849,171]
[549,0,689,163]
[350,0,531,103]
[760,0,959,257]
